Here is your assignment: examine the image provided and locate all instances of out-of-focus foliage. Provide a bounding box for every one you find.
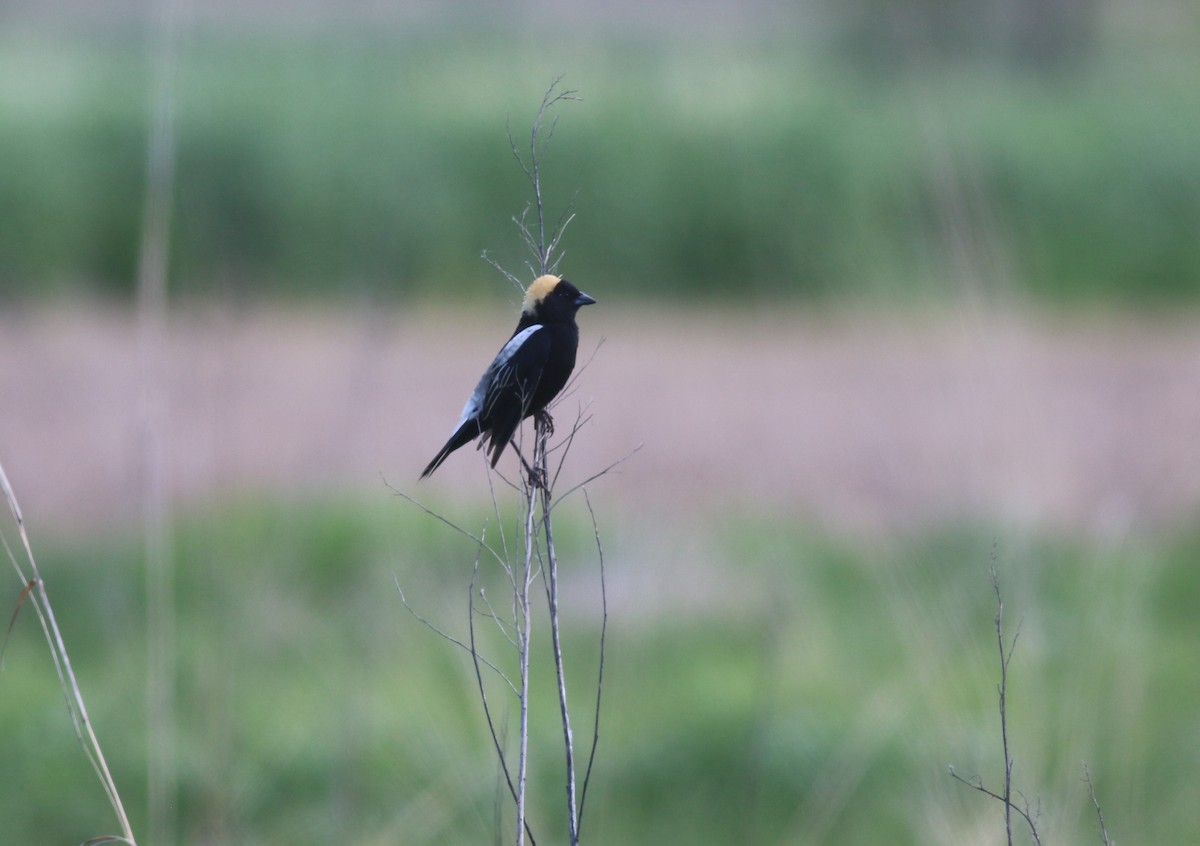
[0,12,1198,305]
[1,497,1197,844]
[831,0,1103,70]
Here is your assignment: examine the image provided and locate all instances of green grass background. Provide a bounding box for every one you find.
[3,495,1197,845]
[2,29,1199,306]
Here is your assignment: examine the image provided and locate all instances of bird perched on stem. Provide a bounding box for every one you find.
[421,275,596,479]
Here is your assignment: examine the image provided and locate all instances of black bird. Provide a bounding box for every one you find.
[421,275,596,478]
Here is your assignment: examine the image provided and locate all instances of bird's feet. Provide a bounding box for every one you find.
[527,465,548,491]
[535,409,556,438]
[518,451,548,490]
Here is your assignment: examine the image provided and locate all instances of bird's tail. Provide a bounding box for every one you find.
[419,422,479,479]
[419,447,453,480]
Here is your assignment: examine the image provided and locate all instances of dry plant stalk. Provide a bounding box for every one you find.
[394,394,627,845]
[1082,763,1113,846]
[136,0,180,839]
[395,77,624,846]
[951,561,1116,846]
[949,561,1043,846]
[1,460,138,846]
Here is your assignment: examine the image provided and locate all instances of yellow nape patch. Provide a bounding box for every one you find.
[522,275,560,313]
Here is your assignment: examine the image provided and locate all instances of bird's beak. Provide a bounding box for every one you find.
[574,292,597,307]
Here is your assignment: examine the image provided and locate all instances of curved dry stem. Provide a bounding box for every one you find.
[483,249,527,295]
[384,478,509,572]
[468,559,539,846]
[394,575,517,696]
[550,444,644,513]
[575,490,608,836]
[1082,763,1113,846]
[1,460,137,845]
[545,403,593,491]
[948,767,1044,846]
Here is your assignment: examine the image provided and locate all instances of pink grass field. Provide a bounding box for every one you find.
[2,304,1198,540]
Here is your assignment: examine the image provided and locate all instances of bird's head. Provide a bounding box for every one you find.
[522,275,596,323]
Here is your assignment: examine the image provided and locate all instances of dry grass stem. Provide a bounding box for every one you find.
[135,1,180,836]
[575,489,607,832]
[949,559,1042,846]
[534,419,580,846]
[1,460,137,846]
[1083,763,1113,846]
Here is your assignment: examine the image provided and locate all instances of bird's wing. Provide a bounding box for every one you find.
[456,323,549,426]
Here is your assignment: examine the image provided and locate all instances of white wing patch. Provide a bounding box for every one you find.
[456,324,543,427]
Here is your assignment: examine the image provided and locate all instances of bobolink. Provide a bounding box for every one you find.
[420,274,596,478]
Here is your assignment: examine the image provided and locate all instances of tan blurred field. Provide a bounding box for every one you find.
[4,305,1198,539]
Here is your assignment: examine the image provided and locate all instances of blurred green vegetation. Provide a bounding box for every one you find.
[1,29,1199,305]
[2,495,1196,845]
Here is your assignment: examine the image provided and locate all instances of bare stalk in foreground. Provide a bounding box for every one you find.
[1,460,138,846]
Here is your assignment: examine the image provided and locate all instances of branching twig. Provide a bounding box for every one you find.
[504,76,581,277]
[470,558,538,846]
[992,563,1021,846]
[483,78,579,291]
[477,587,519,650]
[550,444,644,512]
[482,251,526,294]
[384,479,509,571]
[949,558,1041,846]
[949,767,1044,846]
[546,402,593,493]
[394,577,516,696]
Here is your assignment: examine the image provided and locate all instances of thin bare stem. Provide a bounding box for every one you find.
[136,1,179,841]
[991,563,1019,846]
[502,76,580,276]
[477,589,519,650]
[385,479,509,571]
[0,461,137,845]
[1083,763,1113,846]
[984,561,1032,844]
[394,579,517,696]
[948,768,1043,846]
[486,464,513,570]
[550,444,644,513]
[515,458,538,846]
[536,417,580,846]
[949,559,1040,846]
[546,403,592,491]
[468,560,539,846]
[483,249,526,294]
[576,490,607,835]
